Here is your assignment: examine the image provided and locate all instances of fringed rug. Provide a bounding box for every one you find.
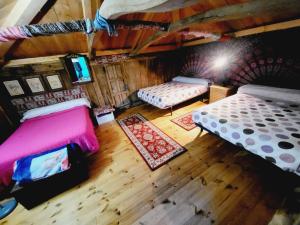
[118,113,186,170]
[171,112,196,131]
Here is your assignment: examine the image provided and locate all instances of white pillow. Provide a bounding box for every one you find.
[172,76,211,87]
[238,84,300,103]
[21,98,91,122]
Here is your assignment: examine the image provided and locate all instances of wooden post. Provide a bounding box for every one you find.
[81,0,96,59]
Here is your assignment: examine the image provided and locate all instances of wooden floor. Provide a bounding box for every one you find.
[2,101,299,225]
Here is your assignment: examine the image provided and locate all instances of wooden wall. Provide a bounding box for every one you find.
[87,57,175,109]
[0,52,177,131]
[0,104,13,143]
[0,78,18,143]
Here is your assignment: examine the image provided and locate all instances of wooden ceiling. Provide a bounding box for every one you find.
[1,0,300,60]
[0,0,17,25]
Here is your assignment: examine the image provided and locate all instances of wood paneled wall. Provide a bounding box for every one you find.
[86,57,175,109]
[0,104,13,143]
[0,52,177,129]
[0,80,18,143]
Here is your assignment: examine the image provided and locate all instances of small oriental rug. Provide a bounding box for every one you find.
[118,113,186,170]
[171,112,196,131]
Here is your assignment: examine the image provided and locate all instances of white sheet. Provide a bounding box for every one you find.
[172,76,211,86]
[21,98,91,122]
[138,81,208,109]
[238,84,300,104]
[193,93,300,176]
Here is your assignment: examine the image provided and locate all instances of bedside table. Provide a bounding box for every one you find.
[93,106,115,125]
[209,85,234,103]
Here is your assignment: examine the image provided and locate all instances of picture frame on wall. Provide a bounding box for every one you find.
[23,75,46,94]
[44,74,64,91]
[2,78,25,97]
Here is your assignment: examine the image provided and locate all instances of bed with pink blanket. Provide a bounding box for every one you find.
[0,99,99,186]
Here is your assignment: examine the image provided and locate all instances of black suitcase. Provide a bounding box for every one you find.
[10,144,88,209]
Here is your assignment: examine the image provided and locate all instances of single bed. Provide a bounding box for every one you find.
[138,76,210,111]
[0,99,99,186]
[192,84,300,175]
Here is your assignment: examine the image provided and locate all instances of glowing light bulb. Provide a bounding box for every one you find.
[213,56,228,69]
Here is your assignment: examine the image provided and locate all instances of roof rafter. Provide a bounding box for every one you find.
[183,18,300,47]
[131,0,300,55]
[0,0,49,60]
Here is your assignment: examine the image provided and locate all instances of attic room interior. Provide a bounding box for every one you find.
[0,0,300,224]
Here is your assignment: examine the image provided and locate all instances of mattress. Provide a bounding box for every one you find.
[0,106,99,186]
[138,81,208,109]
[192,85,300,175]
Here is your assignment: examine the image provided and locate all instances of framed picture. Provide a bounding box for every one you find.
[44,74,64,91]
[23,75,46,94]
[2,79,25,97]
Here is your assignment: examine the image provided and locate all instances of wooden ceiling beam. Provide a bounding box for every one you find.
[2,45,179,68]
[97,45,178,56]
[131,0,300,55]
[0,0,49,60]
[3,53,88,68]
[182,18,300,47]
[4,18,300,68]
[233,19,300,38]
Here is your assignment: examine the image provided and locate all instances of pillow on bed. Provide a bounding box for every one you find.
[238,84,300,103]
[21,98,91,122]
[172,76,211,86]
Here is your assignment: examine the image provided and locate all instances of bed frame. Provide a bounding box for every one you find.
[159,92,208,116]
[195,122,300,178]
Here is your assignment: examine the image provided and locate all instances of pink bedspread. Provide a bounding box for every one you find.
[0,106,99,186]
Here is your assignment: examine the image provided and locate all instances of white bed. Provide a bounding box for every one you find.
[192,84,300,175]
[138,76,211,109]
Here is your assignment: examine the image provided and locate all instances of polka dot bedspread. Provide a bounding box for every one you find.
[138,81,208,109]
[192,92,300,175]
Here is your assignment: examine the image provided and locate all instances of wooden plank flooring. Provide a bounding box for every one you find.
[2,101,299,225]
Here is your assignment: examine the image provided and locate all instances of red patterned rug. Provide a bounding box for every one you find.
[171,112,196,131]
[118,113,186,170]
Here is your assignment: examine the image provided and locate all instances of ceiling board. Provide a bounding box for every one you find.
[1,0,300,59]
